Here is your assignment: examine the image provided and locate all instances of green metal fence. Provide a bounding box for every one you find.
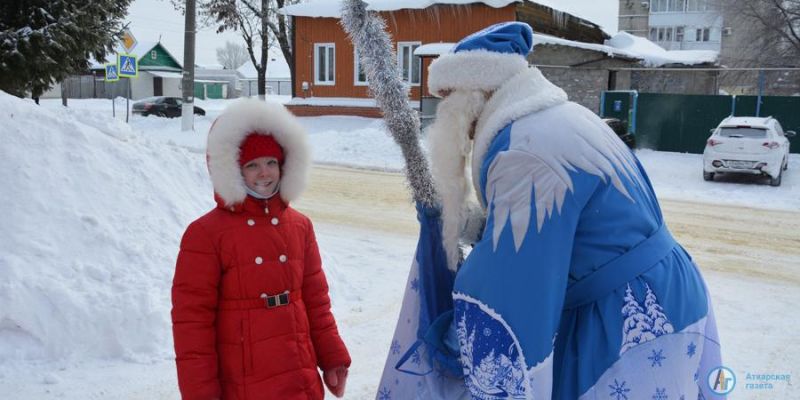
[600,92,799,154]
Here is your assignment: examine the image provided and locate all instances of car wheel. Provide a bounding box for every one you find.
[783,157,788,171]
[770,171,782,187]
[703,171,714,181]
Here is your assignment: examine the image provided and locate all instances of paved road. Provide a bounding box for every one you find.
[297,165,800,285]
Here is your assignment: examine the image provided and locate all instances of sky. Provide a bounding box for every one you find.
[125,0,620,66]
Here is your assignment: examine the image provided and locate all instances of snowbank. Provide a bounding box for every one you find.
[0,92,213,363]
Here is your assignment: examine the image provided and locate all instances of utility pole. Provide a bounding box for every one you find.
[181,0,196,131]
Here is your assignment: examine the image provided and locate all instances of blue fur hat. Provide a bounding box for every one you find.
[428,22,534,97]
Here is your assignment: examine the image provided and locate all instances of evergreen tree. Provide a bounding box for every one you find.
[644,283,674,336]
[0,0,131,99]
[620,283,656,354]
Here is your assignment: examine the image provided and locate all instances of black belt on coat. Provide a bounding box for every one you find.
[218,290,300,310]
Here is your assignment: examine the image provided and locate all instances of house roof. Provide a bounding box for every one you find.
[280,0,519,17]
[237,56,291,80]
[89,41,183,71]
[414,32,719,67]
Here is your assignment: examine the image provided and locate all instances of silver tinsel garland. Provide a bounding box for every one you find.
[340,0,438,208]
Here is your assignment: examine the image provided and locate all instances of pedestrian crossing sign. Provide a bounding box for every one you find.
[105,64,119,82]
[118,53,138,78]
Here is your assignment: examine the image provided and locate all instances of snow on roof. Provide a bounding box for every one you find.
[280,0,607,30]
[414,42,455,56]
[534,33,636,60]
[718,116,773,128]
[148,71,183,79]
[604,32,718,67]
[414,33,717,67]
[237,56,291,80]
[281,0,520,17]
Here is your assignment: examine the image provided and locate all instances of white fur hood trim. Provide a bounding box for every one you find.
[427,50,529,97]
[207,98,310,206]
[471,67,568,207]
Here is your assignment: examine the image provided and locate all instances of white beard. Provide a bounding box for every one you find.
[426,90,488,271]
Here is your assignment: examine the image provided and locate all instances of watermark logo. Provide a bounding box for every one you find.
[708,366,736,395]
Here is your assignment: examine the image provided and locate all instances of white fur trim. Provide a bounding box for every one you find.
[427,90,487,271]
[427,50,529,97]
[207,98,310,206]
[471,68,568,207]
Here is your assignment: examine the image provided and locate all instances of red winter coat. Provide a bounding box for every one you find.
[172,99,350,400]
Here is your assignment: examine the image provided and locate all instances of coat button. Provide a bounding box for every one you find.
[255,257,263,265]
[264,207,269,214]
[229,206,235,212]
[271,217,279,225]
[247,219,255,226]
[279,254,287,263]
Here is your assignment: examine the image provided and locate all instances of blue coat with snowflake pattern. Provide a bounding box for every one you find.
[451,70,724,400]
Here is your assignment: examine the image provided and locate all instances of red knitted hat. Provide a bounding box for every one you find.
[238,133,284,166]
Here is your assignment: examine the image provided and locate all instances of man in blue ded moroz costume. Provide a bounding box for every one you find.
[377,21,724,400]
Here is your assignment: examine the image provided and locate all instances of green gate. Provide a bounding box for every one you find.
[601,92,799,154]
[193,84,205,100]
[734,95,800,135]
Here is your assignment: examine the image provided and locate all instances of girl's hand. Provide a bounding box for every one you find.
[323,365,348,398]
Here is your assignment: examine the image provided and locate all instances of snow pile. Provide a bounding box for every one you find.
[605,31,719,67]
[299,116,407,171]
[0,91,214,363]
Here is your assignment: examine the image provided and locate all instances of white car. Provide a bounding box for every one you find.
[702,116,795,186]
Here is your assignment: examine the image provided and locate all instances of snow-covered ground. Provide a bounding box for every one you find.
[1,95,797,399]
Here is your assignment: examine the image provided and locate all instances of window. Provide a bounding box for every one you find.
[314,43,335,85]
[676,26,685,42]
[696,28,710,42]
[669,0,686,11]
[151,50,157,60]
[687,0,707,11]
[354,47,368,85]
[397,42,421,86]
[658,27,665,41]
[650,27,658,41]
[666,27,673,42]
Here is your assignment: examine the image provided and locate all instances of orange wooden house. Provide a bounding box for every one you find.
[281,0,607,117]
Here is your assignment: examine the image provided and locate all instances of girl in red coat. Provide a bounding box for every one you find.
[172,99,351,400]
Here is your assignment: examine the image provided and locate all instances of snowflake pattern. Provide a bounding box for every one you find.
[410,348,422,365]
[686,342,696,358]
[608,379,631,400]
[652,387,668,400]
[410,277,419,292]
[390,339,401,355]
[648,349,666,367]
[378,386,391,400]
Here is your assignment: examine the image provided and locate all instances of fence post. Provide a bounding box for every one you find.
[756,70,765,117]
[599,91,606,116]
[630,91,639,134]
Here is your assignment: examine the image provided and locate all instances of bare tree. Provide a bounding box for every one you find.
[216,40,249,69]
[198,0,298,98]
[719,0,800,67]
